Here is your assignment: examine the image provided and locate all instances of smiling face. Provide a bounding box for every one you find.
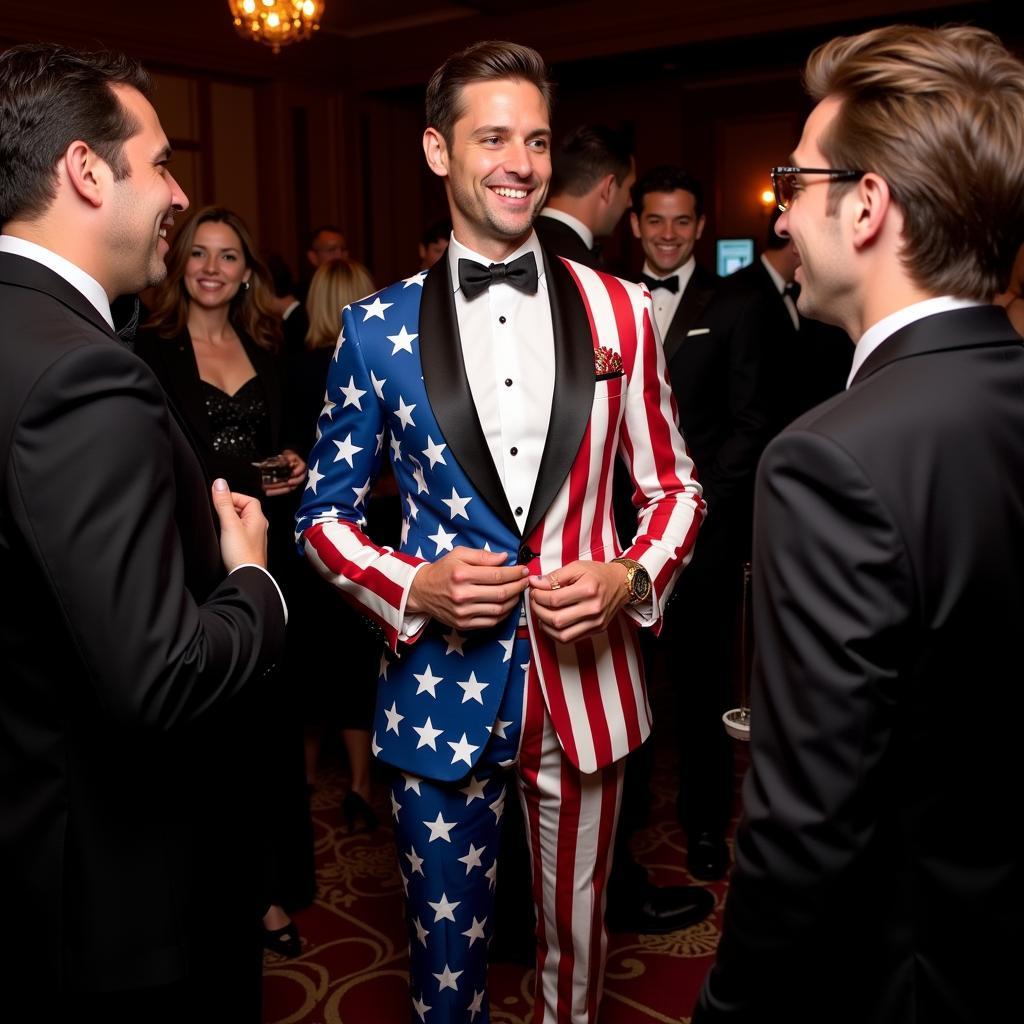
[630,188,705,275]
[775,96,852,326]
[425,77,551,260]
[183,219,252,310]
[106,84,188,294]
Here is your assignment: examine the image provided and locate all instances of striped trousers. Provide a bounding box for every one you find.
[391,632,625,1023]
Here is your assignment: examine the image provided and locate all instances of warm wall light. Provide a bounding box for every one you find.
[227,0,324,54]
[759,187,776,208]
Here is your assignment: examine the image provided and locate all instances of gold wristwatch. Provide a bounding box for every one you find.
[611,557,652,605]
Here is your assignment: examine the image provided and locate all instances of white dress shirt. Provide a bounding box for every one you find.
[0,234,114,329]
[449,231,555,526]
[643,256,696,341]
[538,208,594,251]
[848,296,983,388]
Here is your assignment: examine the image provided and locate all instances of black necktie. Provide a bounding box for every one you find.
[641,273,679,293]
[458,252,539,300]
[784,280,801,301]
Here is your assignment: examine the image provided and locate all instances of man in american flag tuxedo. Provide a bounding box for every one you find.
[296,40,704,1024]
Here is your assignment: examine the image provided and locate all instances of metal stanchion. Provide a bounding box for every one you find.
[723,561,752,741]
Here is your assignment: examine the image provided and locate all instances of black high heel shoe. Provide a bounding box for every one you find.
[342,790,378,833]
[263,920,302,958]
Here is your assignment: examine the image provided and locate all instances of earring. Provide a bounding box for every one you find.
[242,280,250,290]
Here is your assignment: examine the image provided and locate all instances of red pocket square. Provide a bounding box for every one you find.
[594,346,623,377]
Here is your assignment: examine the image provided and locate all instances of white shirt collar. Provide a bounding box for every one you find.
[448,231,546,296]
[0,234,114,330]
[642,255,696,294]
[848,295,983,387]
[760,253,787,295]
[538,208,594,251]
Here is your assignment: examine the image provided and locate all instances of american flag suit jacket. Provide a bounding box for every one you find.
[296,248,703,781]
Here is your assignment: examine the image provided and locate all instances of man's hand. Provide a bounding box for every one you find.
[263,449,307,497]
[212,478,269,570]
[407,547,530,630]
[528,560,630,644]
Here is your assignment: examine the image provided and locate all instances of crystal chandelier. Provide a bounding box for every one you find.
[228,0,325,54]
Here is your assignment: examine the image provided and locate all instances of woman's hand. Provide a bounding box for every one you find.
[263,449,307,496]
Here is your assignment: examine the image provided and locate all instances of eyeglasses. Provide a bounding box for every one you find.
[770,166,865,212]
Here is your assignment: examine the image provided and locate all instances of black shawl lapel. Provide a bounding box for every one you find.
[522,251,595,540]
[662,265,716,365]
[852,304,1022,386]
[0,252,116,341]
[419,256,520,535]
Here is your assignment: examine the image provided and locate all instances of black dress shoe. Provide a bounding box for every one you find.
[687,832,729,880]
[342,790,378,833]
[606,883,714,934]
[263,920,302,958]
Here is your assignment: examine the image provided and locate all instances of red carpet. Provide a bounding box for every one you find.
[263,725,741,1023]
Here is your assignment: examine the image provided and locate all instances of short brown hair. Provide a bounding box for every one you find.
[0,44,150,224]
[306,258,376,350]
[144,206,280,352]
[805,24,1024,299]
[425,40,553,149]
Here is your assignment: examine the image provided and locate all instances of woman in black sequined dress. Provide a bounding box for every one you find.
[137,206,314,966]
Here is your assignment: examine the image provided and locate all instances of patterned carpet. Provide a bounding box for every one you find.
[263,726,741,1024]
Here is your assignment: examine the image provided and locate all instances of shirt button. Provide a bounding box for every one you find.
[504,378,513,387]
[510,446,518,456]
[499,315,507,324]
[515,506,523,516]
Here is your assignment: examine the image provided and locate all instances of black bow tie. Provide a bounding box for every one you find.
[641,272,679,294]
[784,280,801,301]
[458,252,539,300]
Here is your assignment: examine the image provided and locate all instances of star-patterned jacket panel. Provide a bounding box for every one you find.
[296,254,704,778]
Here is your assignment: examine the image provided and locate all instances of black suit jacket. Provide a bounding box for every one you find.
[535,214,600,269]
[660,263,775,568]
[0,253,286,996]
[696,305,1024,1023]
[729,258,853,431]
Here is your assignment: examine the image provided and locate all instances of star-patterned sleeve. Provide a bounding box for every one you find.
[296,300,428,651]
[616,281,705,631]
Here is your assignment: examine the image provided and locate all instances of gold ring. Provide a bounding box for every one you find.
[550,573,561,590]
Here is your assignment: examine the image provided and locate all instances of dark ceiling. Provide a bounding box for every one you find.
[1,0,1010,92]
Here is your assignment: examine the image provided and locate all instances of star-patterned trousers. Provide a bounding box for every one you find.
[390,633,625,1024]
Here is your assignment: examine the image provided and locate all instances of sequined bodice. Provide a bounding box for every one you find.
[200,376,271,460]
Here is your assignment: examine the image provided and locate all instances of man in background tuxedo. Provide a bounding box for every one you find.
[696,24,1024,1022]
[536,124,635,270]
[729,210,852,433]
[631,167,775,880]
[0,44,286,1020]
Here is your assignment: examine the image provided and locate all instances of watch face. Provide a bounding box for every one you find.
[633,567,652,602]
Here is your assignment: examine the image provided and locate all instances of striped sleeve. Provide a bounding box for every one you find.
[612,279,705,631]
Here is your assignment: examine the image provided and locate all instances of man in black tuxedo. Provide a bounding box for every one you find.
[729,210,852,434]
[695,24,1024,1023]
[0,45,287,1020]
[631,167,775,879]
[536,124,635,270]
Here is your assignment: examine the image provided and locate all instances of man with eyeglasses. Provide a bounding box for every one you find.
[695,24,1024,1024]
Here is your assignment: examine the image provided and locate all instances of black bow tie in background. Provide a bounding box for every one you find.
[641,272,679,293]
[784,280,801,301]
[458,252,539,300]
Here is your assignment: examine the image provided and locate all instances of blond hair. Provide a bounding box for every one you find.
[305,258,375,350]
[805,24,1024,299]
